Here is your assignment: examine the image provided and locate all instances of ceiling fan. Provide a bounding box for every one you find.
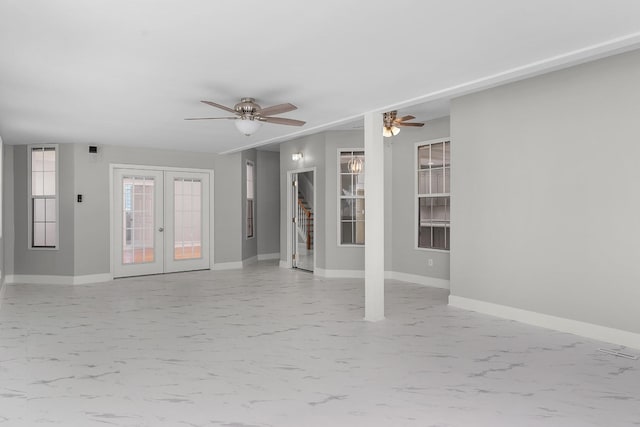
[382,110,424,137]
[185,97,306,135]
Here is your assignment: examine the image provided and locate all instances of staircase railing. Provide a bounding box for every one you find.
[297,199,313,250]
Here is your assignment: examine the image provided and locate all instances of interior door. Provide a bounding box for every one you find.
[164,171,210,273]
[114,169,164,278]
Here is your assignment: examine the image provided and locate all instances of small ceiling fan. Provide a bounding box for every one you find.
[185,97,306,135]
[383,110,424,137]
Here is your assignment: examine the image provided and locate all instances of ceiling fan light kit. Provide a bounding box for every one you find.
[186,97,306,136]
[382,110,424,137]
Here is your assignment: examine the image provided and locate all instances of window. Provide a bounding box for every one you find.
[417,139,450,250]
[246,161,255,238]
[29,145,58,248]
[339,150,365,245]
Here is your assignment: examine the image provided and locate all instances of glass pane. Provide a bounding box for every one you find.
[355,199,365,221]
[444,167,450,193]
[354,221,365,244]
[431,142,444,167]
[174,178,202,260]
[444,141,451,167]
[432,198,448,222]
[43,172,56,196]
[419,197,432,223]
[32,149,44,172]
[45,199,56,221]
[418,170,429,194]
[34,199,46,222]
[45,223,57,247]
[432,168,445,194]
[32,171,44,196]
[340,199,354,221]
[341,221,354,244]
[122,176,154,264]
[418,226,431,248]
[340,175,353,196]
[432,227,446,250]
[354,173,365,196]
[418,145,430,169]
[34,223,46,246]
[43,149,56,172]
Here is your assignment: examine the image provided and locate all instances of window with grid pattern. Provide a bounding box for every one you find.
[30,146,58,248]
[339,150,365,245]
[246,161,255,238]
[417,140,450,250]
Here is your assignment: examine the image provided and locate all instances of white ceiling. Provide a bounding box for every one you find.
[1,1,640,154]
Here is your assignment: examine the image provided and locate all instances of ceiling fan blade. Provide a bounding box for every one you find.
[260,116,306,126]
[397,115,416,122]
[201,100,237,114]
[184,117,237,120]
[258,103,297,116]
[396,122,424,127]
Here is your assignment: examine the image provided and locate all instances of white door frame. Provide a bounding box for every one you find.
[286,167,316,270]
[109,164,215,278]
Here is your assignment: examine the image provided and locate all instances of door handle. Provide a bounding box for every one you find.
[158,227,164,232]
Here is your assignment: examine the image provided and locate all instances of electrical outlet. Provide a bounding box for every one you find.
[428,259,433,267]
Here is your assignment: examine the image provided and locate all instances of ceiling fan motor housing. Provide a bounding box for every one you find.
[235,98,260,116]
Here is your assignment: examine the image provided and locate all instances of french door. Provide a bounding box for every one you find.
[113,168,210,278]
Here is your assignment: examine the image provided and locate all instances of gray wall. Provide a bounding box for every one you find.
[241,149,257,261]
[256,150,280,257]
[12,144,76,276]
[450,49,640,334]
[391,117,451,279]
[72,143,243,274]
[2,145,14,277]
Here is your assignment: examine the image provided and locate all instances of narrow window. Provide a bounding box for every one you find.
[339,150,365,245]
[30,146,58,248]
[246,161,255,238]
[417,140,450,250]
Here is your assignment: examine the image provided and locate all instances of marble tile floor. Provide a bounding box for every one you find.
[1,261,639,426]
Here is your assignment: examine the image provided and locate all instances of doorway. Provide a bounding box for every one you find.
[112,166,212,278]
[290,169,315,272]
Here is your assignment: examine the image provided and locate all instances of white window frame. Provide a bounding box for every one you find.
[337,148,365,247]
[246,160,255,239]
[415,138,450,252]
[28,144,59,250]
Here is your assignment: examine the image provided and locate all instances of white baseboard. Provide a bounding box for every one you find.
[212,261,244,270]
[449,295,640,351]
[314,268,450,289]
[279,260,290,269]
[257,252,280,261]
[242,255,258,267]
[385,271,450,289]
[4,273,113,286]
[315,268,364,278]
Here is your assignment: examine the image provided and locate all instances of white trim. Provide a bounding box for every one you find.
[385,271,450,289]
[337,148,365,247]
[313,268,451,289]
[27,144,59,250]
[286,167,317,271]
[0,278,6,310]
[212,261,244,270]
[221,33,640,154]
[315,268,364,278]
[448,295,640,351]
[242,255,258,267]
[4,273,113,286]
[109,164,215,278]
[415,138,451,251]
[246,160,255,239]
[257,252,280,261]
[279,260,288,269]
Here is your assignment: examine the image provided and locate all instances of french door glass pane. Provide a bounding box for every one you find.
[174,178,202,260]
[122,176,155,264]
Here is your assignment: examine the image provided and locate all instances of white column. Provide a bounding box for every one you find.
[364,111,385,321]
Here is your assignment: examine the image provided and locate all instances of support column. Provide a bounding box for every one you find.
[364,111,385,321]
